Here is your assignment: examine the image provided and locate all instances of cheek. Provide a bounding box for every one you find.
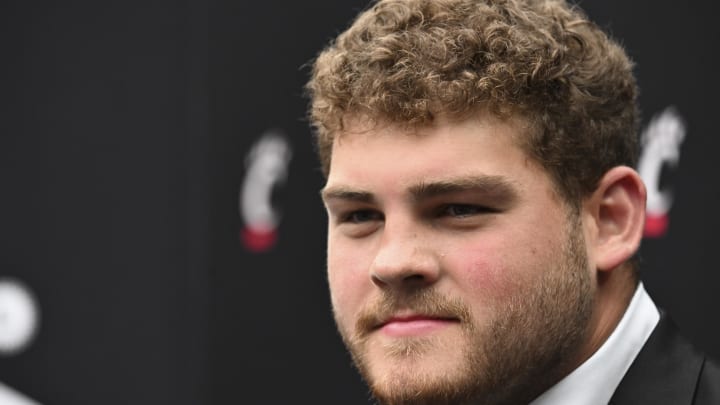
[447,238,529,302]
[327,241,371,317]
[460,257,515,302]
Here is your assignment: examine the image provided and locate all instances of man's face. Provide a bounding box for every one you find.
[321,117,595,405]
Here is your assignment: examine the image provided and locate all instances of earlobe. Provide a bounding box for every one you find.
[588,166,647,272]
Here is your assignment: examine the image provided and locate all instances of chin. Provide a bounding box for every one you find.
[357,337,484,405]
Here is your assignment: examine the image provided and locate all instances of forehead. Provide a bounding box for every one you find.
[326,116,540,186]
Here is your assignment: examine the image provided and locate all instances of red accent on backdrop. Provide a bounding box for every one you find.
[644,214,669,238]
[242,227,278,252]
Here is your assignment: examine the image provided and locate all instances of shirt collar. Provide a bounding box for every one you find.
[530,282,660,405]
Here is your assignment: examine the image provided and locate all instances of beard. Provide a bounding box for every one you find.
[333,217,593,405]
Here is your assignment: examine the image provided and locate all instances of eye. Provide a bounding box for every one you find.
[341,209,383,224]
[440,204,493,218]
[334,209,384,238]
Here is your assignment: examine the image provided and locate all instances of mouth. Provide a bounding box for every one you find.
[375,314,460,337]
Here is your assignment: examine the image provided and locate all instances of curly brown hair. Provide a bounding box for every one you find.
[306,0,639,205]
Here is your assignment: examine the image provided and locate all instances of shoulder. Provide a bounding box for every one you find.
[610,312,720,405]
[695,355,720,404]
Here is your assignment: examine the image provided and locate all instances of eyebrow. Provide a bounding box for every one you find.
[409,175,518,203]
[320,187,376,204]
[321,175,518,206]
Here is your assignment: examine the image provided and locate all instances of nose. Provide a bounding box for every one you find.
[369,223,441,289]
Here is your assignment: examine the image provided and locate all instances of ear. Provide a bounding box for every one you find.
[585,166,647,272]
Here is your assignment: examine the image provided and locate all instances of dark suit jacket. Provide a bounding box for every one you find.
[609,312,720,404]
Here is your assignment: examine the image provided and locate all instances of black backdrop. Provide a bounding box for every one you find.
[1,1,718,404]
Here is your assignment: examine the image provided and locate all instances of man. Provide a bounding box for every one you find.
[305,0,720,404]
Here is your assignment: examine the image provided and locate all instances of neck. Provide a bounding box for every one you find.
[577,265,638,368]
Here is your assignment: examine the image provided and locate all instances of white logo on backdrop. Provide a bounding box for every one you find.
[0,381,41,405]
[239,130,293,252]
[0,278,39,356]
[637,107,687,237]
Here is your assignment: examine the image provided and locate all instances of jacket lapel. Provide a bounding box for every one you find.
[609,312,704,405]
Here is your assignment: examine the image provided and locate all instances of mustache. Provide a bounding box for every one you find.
[355,289,472,337]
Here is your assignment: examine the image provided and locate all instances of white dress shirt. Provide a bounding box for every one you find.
[530,282,660,405]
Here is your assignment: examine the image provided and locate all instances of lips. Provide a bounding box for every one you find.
[377,314,459,337]
[355,292,469,338]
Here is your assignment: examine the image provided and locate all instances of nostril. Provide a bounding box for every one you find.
[403,274,425,282]
[371,272,431,289]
